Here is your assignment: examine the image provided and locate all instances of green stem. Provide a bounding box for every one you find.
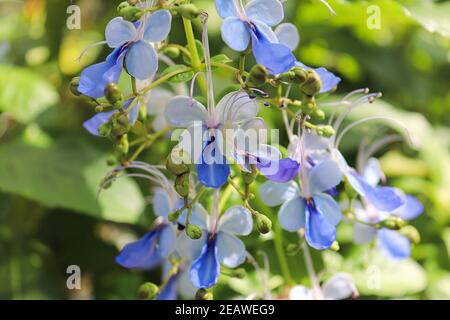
[273,220,293,283]
[131,77,137,96]
[182,17,207,95]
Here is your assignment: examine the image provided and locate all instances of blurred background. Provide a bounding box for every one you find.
[0,0,449,299]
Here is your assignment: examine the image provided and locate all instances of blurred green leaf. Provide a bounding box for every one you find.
[0,65,59,123]
[404,2,450,38]
[161,65,194,83]
[0,137,144,223]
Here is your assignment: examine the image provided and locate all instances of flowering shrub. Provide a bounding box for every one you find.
[69,0,427,300]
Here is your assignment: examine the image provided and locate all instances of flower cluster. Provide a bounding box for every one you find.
[71,0,424,300]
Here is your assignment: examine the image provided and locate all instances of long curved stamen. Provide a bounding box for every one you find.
[189,71,205,107]
[76,41,108,66]
[201,13,216,122]
[319,0,336,15]
[233,0,248,21]
[335,116,416,150]
[327,88,369,125]
[357,134,404,172]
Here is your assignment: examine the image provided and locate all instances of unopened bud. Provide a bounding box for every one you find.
[115,134,129,156]
[161,46,181,59]
[127,0,138,5]
[111,114,131,137]
[399,225,421,244]
[119,5,142,22]
[379,216,406,230]
[186,224,202,240]
[242,169,258,185]
[177,4,200,20]
[166,150,190,176]
[98,122,112,138]
[138,282,159,300]
[330,241,340,251]
[195,288,213,300]
[247,64,268,87]
[286,243,299,256]
[316,125,335,138]
[175,173,190,198]
[104,83,123,106]
[168,208,183,223]
[117,1,130,13]
[311,109,325,121]
[69,77,81,96]
[301,70,322,96]
[277,71,295,83]
[256,213,272,234]
[290,67,308,84]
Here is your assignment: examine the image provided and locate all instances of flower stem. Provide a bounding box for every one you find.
[302,242,324,299]
[273,220,293,284]
[182,18,207,96]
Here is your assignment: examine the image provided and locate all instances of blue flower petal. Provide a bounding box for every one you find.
[250,23,296,74]
[305,200,336,250]
[83,111,116,136]
[314,193,342,226]
[245,0,284,26]
[278,196,306,232]
[152,188,173,219]
[219,206,253,236]
[392,195,424,221]
[115,230,161,270]
[257,158,300,183]
[275,23,300,51]
[125,40,158,80]
[157,274,179,300]
[196,140,230,188]
[78,48,124,98]
[308,159,342,195]
[217,232,246,268]
[159,224,176,258]
[259,180,299,207]
[190,240,220,288]
[215,0,237,18]
[350,173,405,212]
[143,10,172,42]
[377,229,410,260]
[105,17,136,48]
[221,17,250,52]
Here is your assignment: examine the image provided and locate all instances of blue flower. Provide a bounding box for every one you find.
[215,0,296,74]
[157,263,196,300]
[274,23,341,93]
[352,159,424,260]
[260,159,343,250]
[175,205,253,288]
[115,188,179,269]
[79,10,172,99]
[164,91,262,188]
[83,99,139,136]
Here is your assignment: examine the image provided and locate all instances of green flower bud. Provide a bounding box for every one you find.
[127,0,138,5]
[95,105,104,113]
[98,122,112,138]
[399,225,421,244]
[195,288,213,300]
[301,70,322,96]
[161,46,181,59]
[311,109,326,121]
[177,4,200,20]
[277,71,295,83]
[330,241,340,252]
[290,67,308,84]
[286,243,300,256]
[138,282,159,300]
[175,173,190,198]
[231,268,246,279]
[255,213,272,234]
[115,134,129,157]
[117,1,130,13]
[247,64,268,87]
[316,125,335,138]
[186,224,202,240]
[104,83,123,106]
[379,216,406,230]
[242,169,258,185]
[168,208,183,223]
[119,5,142,22]
[166,150,190,176]
[69,77,81,96]
[111,114,131,137]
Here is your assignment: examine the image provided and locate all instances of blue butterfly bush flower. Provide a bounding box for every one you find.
[289,273,358,300]
[116,187,182,269]
[215,0,296,74]
[165,90,271,188]
[157,262,196,300]
[175,205,253,288]
[274,23,341,93]
[260,157,342,249]
[352,158,424,260]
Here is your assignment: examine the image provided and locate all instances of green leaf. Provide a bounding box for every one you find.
[404,2,450,38]
[0,65,59,123]
[0,137,144,224]
[161,65,194,83]
[211,54,232,64]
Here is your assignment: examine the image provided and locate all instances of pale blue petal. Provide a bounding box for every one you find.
[190,203,210,231]
[353,222,377,244]
[275,23,300,51]
[363,158,383,187]
[190,240,220,288]
[322,274,356,300]
[83,111,115,136]
[309,159,342,194]
[125,40,158,80]
[175,232,207,261]
[115,230,160,269]
[392,195,424,221]
[143,10,172,42]
[305,201,336,250]
[158,224,176,257]
[253,20,278,42]
[105,17,136,48]
[219,206,253,236]
[314,193,342,226]
[378,229,410,260]
[157,274,178,300]
[217,232,247,268]
[257,158,300,183]
[221,17,250,52]
[165,96,207,127]
[259,180,298,207]
[246,0,284,26]
[128,102,140,125]
[215,0,237,18]
[152,188,172,218]
[278,196,306,232]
